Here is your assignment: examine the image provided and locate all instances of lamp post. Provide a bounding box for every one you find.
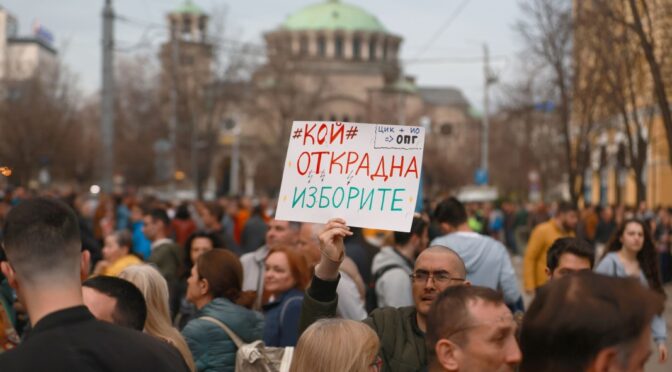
[223,118,240,196]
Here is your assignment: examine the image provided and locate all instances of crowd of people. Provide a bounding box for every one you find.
[0,187,669,371]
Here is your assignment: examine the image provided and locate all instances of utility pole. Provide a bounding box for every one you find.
[169,24,180,194]
[228,119,240,196]
[481,43,496,184]
[101,0,115,192]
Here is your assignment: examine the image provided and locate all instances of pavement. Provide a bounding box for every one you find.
[510,255,672,371]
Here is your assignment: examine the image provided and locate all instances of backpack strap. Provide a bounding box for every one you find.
[199,316,245,349]
[279,296,303,324]
[373,264,404,285]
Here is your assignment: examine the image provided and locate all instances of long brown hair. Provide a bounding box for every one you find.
[196,249,256,309]
[603,219,664,295]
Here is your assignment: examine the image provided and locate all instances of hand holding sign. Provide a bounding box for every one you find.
[276,121,426,232]
[314,218,352,281]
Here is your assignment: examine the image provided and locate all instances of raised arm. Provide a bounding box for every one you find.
[298,219,352,334]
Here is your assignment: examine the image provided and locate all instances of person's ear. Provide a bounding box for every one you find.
[588,347,618,372]
[80,250,91,281]
[435,339,461,371]
[200,278,210,296]
[1,261,18,290]
[545,267,552,280]
[409,234,420,247]
[439,222,453,234]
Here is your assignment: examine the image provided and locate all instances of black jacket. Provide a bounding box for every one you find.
[0,306,190,372]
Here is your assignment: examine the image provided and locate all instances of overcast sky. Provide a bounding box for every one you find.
[2,0,524,110]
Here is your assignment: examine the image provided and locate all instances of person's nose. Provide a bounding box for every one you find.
[423,276,437,291]
[505,339,522,365]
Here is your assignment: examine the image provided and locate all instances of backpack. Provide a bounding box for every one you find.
[200,316,294,372]
[365,264,403,313]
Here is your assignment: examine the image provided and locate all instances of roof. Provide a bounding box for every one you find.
[8,37,57,55]
[282,0,386,32]
[391,77,417,94]
[174,0,204,16]
[417,87,470,107]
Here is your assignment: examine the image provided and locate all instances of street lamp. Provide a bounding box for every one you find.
[222,118,240,196]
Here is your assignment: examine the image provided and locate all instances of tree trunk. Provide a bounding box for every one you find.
[627,0,672,165]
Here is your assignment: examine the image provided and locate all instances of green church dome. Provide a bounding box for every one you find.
[175,0,203,16]
[283,0,386,32]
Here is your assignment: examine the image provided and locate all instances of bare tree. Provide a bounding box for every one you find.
[0,59,91,186]
[516,0,586,205]
[577,0,658,203]
[114,56,165,186]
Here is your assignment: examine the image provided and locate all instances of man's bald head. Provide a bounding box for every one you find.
[413,245,469,318]
[417,246,466,278]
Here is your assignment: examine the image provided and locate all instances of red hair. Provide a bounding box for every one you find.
[266,246,311,291]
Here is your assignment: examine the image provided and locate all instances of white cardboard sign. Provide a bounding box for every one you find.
[275,121,425,232]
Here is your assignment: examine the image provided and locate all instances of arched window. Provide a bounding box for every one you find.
[353,36,361,60]
[369,39,377,61]
[299,35,309,56]
[335,35,344,58]
[317,35,326,57]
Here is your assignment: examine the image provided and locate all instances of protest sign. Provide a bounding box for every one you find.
[275,121,425,232]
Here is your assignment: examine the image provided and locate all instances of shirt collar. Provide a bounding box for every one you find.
[28,306,94,340]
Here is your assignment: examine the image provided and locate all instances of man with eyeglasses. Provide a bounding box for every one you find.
[427,285,522,372]
[299,218,470,372]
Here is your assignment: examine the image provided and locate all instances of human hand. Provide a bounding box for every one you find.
[314,218,352,280]
[658,342,668,363]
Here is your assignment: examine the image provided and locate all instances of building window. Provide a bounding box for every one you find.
[335,35,344,58]
[369,39,377,61]
[382,41,388,61]
[440,123,453,136]
[389,44,397,60]
[182,18,191,34]
[342,115,350,122]
[329,114,337,121]
[353,36,361,60]
[299,36,309,56]
[318,36,326,57]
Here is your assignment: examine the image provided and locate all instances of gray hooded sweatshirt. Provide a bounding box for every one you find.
[431,231,521,305]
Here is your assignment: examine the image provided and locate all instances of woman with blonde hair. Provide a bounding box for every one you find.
[290,319,381,372]
[120,264,196,372]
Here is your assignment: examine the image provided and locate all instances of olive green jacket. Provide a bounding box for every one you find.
[299,276,427,372]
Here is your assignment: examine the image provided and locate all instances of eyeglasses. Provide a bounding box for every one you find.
[369,355,383,372]
[409,270,466,284]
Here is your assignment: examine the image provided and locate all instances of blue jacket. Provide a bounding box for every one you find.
[182,297,264,372]
[262,288,304,347]
[595,252,668,343]
[132,221,151,260]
